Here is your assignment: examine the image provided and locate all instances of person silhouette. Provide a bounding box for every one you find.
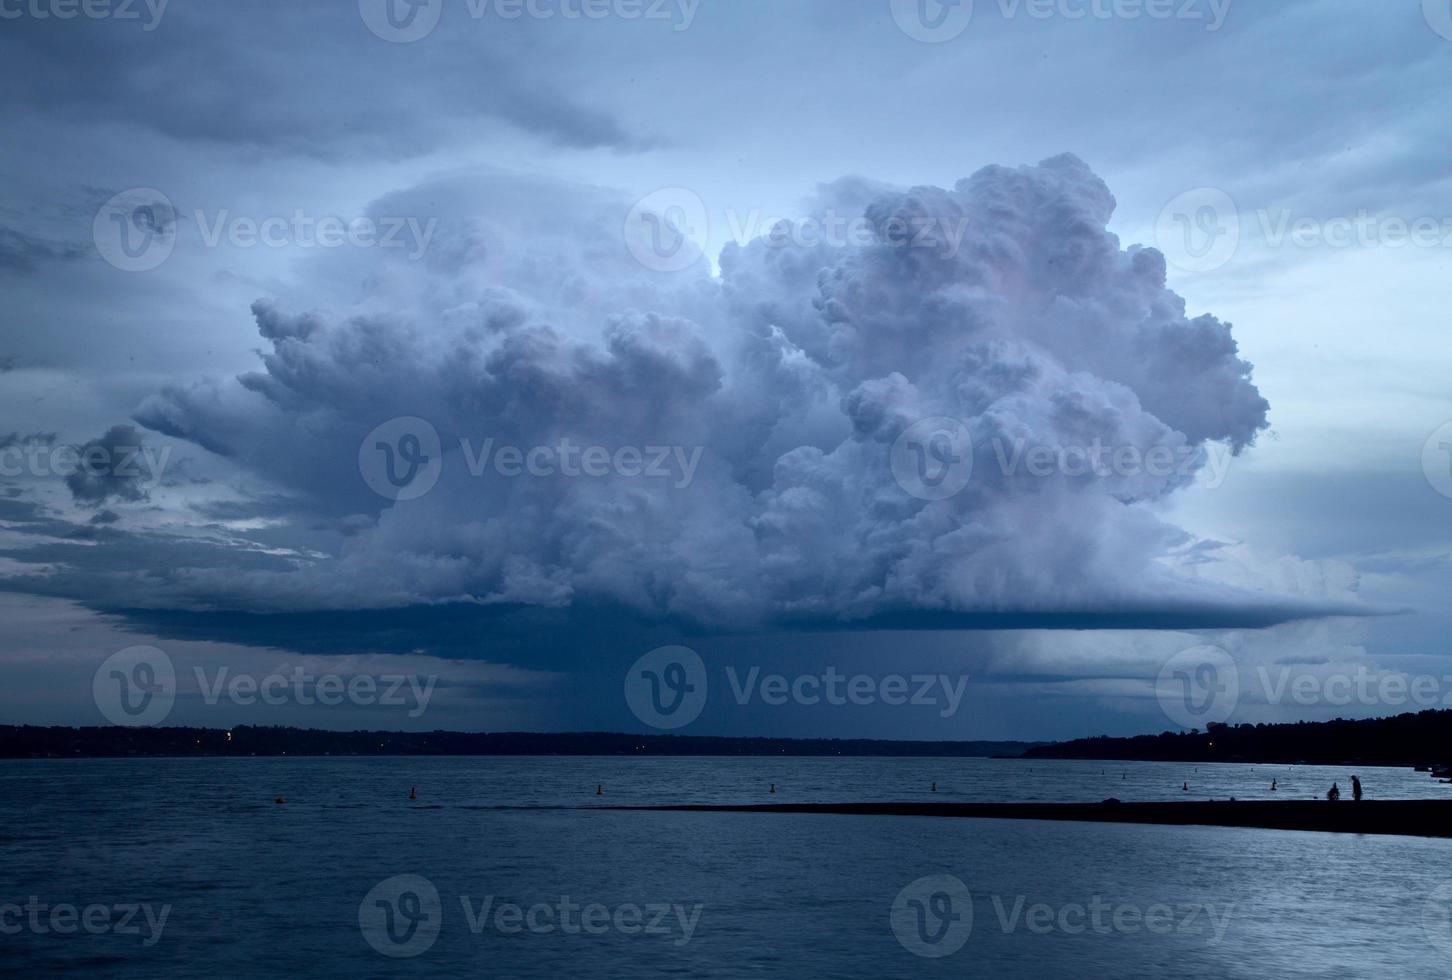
[1351,775,1362,801]
[1327,782,1340,802]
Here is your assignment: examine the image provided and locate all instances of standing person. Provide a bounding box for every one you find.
[1327,783,1340,802]
[1352,775,1362,801]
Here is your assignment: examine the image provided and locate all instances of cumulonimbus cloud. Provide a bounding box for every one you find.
[127,154,1347,630]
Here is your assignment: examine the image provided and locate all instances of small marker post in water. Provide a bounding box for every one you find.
[769,783,776,794]
[596,784,603,796]
[931,781,937,793]
[409,787,417,801]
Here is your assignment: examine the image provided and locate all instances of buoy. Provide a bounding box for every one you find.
[274,796,285,805]
[1271,779,1277,792]
[931,781,937,793]
[1182,782,1189,791]
[596,784,603,796]
[769,783,776,794]
[409,787,417,801]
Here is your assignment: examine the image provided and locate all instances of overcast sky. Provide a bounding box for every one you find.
[2,0,1450,740]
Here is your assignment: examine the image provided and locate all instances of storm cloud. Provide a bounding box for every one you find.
[121,154,1327,630]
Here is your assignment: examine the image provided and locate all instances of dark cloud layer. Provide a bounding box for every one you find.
[0,4,648,157]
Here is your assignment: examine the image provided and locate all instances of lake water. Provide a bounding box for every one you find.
[4,757,1452,977]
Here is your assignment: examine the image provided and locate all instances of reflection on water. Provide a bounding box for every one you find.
[3,757,1451,978]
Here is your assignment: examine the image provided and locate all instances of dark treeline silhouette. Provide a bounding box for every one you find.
[0,725,1039,759]
[1024,709,1452,767]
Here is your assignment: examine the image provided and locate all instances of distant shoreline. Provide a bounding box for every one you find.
[0,725,1040,759]
[1024,708,1452,771]
[5,709,1452,769]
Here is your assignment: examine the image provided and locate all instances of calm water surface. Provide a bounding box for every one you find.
[3,757,1451,977]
